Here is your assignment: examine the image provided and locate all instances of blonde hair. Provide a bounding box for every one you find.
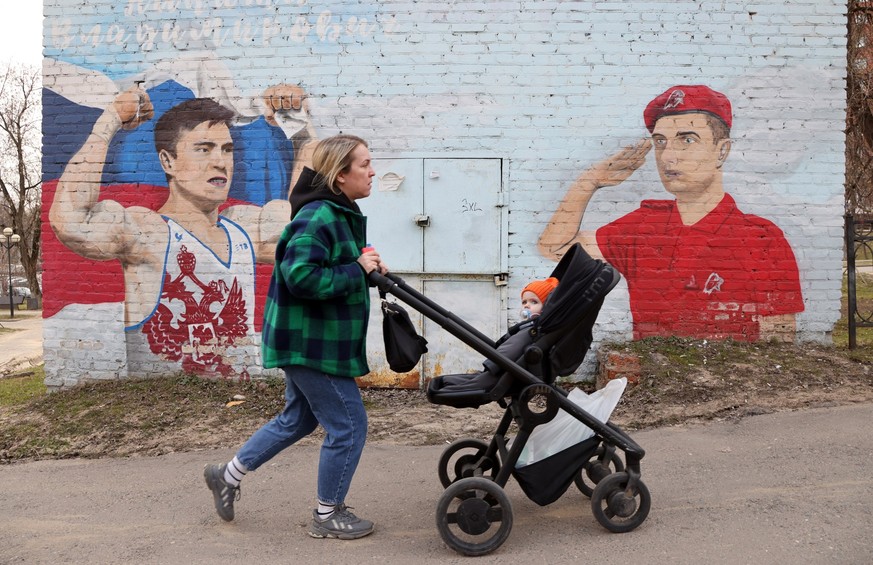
[311,134,369,194]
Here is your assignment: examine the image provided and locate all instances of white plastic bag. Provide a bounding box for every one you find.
[516,377,627,467]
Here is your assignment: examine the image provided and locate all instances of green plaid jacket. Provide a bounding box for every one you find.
[261,200,371,377]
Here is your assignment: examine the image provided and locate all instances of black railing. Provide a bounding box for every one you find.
[845,214,873,349]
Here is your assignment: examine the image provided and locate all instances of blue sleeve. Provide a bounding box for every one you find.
[229,117,295,206]
[50,79,295,207]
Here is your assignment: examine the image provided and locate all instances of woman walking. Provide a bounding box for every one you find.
[204,134,385,539]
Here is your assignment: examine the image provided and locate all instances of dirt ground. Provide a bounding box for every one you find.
[1,337,871,462]
[4,334,872,564]
[368,338,873,445]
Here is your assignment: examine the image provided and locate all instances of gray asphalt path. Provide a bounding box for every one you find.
[2,402,871,564]
[0,310,42,376]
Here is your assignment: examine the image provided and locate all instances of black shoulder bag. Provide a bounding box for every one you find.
[379,289,428,373]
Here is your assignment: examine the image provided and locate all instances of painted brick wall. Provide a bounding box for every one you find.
[42,0,847,387]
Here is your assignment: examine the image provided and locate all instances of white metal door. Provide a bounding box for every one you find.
[358,158,506,386]
[420,278,504,380]
[423,158,503,273]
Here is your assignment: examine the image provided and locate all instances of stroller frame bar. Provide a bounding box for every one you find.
[374,272,497,349]
[369,271,645,463]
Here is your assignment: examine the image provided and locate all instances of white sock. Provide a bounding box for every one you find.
[316,501,335,518]
[224,456,247,487]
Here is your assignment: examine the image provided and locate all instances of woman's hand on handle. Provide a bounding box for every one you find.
[358,250,388,274]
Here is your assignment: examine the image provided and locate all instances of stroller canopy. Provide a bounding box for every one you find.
[532,243,621,377]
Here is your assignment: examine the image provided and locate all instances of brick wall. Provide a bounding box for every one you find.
[41,0,848,387]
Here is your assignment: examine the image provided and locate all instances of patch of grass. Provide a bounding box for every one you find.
[0,367,46,405]
[0,373,289,462]
[620,336,753,373]
[0,312,32,322]
[622,336,699,367]
[0,422,70,460]
[29,374,285,432]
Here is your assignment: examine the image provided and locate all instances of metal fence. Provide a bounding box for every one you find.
[845,215,873,348]
[845,3,873,348]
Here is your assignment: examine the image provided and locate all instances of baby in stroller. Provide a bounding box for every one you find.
[434,276,559,397]
[426,243,623,409]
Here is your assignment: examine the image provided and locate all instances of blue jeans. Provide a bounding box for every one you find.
[236,365,368,506]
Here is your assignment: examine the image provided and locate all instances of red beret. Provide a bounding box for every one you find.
[643,85,732,133]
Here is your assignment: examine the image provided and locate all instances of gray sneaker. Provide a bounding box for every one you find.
[204,463,240,522]
[308,504,375,539]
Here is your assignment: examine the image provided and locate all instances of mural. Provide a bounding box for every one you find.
[44,67,316,379]
[41,1,845,387]
[539,85,804,342]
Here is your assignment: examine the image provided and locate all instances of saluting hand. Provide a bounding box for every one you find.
[583,138,651,190]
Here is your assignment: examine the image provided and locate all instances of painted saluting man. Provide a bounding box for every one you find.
[539,85,803,341]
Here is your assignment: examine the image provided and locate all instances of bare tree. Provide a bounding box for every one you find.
[0,61,41,297]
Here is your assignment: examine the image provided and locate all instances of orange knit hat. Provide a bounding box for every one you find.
[521,277,559,303]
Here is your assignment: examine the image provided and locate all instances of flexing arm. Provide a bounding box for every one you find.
[49,87,155,261]
[261,84,318,186]
[222,85,319,261]
[538,139,651,261]
[222,199,293,263]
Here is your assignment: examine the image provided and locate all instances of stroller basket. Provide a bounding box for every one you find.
[513,436,601,506]
[369,243,650,556]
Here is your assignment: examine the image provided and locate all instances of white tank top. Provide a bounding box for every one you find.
[127,216,258,377]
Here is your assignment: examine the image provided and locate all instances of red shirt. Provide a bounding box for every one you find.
[596,194,804,341]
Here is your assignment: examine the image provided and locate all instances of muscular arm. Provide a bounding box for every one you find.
[291,139,317,187]
[537,174,603,261]
[222,86,315,262]
[223,199,293,263]
[538,139,651,261]
[260,84,317,188]
[49,89,157,262]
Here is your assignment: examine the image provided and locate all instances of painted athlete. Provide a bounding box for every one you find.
[49,89,301,374]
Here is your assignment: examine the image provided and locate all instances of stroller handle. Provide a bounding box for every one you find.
[368,269,401,293]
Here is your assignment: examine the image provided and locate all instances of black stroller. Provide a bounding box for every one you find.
[369,243,650,556]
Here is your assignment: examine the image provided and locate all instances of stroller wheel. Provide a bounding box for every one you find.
[436,477,513,556]
[590,471,651,533]
[574,445,625,498]
[438,438,500,488]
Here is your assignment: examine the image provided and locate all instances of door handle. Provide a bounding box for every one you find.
[414,214,431,227]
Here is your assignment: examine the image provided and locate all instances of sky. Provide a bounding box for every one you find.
[0,3,42,66]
